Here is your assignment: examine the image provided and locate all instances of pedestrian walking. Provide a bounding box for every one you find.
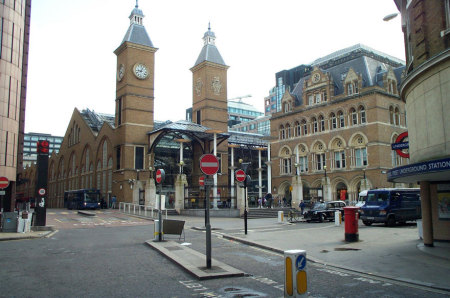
[265,193,272,209]
[258,197,262,208]
[111,195,117,209]
[299,200,305,215]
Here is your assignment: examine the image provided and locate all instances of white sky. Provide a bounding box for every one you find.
[25,0,404,137]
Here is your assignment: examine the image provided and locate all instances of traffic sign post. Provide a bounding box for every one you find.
[199,154,219,269]
[155,169,165,242]
[0,177,10,189]
[35,140,50,226]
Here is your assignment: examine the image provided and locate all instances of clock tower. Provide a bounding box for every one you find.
[113,3,157,188]
[191,25,229,132]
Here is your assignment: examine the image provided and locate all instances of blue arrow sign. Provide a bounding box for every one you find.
[296,255,306,271]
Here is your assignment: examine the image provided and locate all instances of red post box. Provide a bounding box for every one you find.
[344,206,359,242]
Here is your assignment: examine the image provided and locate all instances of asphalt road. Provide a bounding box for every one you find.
[0,210,447,297]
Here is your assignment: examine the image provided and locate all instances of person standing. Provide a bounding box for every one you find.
[111,195,117,209]
[299,200,305,215]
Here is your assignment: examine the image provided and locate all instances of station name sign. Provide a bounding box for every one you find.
[388,157,450,180]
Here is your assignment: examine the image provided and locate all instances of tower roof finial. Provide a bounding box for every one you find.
[208,22,211,31]
[136,0,139,8]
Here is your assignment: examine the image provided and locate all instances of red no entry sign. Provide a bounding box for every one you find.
[199,154,219,176]
[155,169,165,184]
[199,176,205,186]
[0,176,9,189]
[235,169,246,182]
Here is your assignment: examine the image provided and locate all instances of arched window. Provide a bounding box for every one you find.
[301,119,307,135]
[351,135,368,167]
[347,83,354,95]
[319,115,325,132]
[359,106,366,123]
[286,124,291,138]
[295,121,301,137]
[312,117,318,133]
[312,142,326,171]
[389,106,394,124]
[350,108,357,125]
[337,111,345,128]
[297,144,308,173]
[279,147,292,175]
[331,138,346,169]
[280,125,285,139]
[394,107,400,126]
[330,113,337,130]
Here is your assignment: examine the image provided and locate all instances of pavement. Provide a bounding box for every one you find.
[1,209,449,293]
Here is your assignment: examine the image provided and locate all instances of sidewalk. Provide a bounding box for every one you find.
[197,216,450,292]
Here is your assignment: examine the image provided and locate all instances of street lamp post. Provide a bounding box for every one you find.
[322,165,327,201]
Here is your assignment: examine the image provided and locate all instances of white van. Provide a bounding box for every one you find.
[356,190,368,208]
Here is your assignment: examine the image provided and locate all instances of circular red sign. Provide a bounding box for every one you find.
[155,169,165,184]
[38,188,46,196]
[0,176,9,189]
[395,131,409,158]
[199,176,205,186]
[235,169,246,182]
[199,154,219,176]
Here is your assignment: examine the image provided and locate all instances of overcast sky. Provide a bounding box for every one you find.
[25,0,404,137]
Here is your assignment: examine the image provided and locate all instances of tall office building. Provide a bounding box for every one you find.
[0,0,31,211]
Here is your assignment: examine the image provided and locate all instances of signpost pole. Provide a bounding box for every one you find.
[205,178,212,269]
[158,183,162,242]
[199,154,219,269]
[244,176,248,235]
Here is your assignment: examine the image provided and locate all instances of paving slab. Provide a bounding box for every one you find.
[145,239,245,280]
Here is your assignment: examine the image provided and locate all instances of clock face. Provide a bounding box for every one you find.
[117,64,125,81]
[312,73,321,83]
[133,63,149,80]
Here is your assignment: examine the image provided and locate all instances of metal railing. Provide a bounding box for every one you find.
[119,202,168,219]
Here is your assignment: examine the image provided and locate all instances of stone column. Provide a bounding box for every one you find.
[145,178,156,208]
[175,174,187,213]
[291,175,303,210]
[236,184,246,216]
[420,181,434,247]
[322,177,332,201]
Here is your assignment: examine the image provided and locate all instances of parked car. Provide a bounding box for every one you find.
[304,201,346,222]
[360,188,421,226]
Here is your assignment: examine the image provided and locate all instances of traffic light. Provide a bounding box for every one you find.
[37,140,50,154]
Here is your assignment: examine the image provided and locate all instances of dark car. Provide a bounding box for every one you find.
[304,201,346,222]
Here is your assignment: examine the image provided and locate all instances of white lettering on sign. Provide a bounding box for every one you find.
[201,162,218,167]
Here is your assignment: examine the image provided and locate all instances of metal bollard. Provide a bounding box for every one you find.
[334,211,342,226]
[284,250,307,297]
[154,220,161,240]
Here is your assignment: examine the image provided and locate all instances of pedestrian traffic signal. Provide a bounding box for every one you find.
[37,140,50,154]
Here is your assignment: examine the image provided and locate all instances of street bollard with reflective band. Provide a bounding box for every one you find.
[284,249,307,297]
[154,220,161,240]
[334,211,342,226]
[278,211,284,223]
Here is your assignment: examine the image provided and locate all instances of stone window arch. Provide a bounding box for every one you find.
[279,146,292,175]
[330,112,337,130]
[286,123,291,138]
[359,105,366,123]
[301,119,308,135]
[337,110,345,128]
[295,121,301,137]
[318,115,325,132]
[279,124,285,140]
[311,141,326,171]
[350,107,358,125]
[295,144,309,173]
[330,137,346,169]
[350,134,368,168]
[312,117,318,133]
